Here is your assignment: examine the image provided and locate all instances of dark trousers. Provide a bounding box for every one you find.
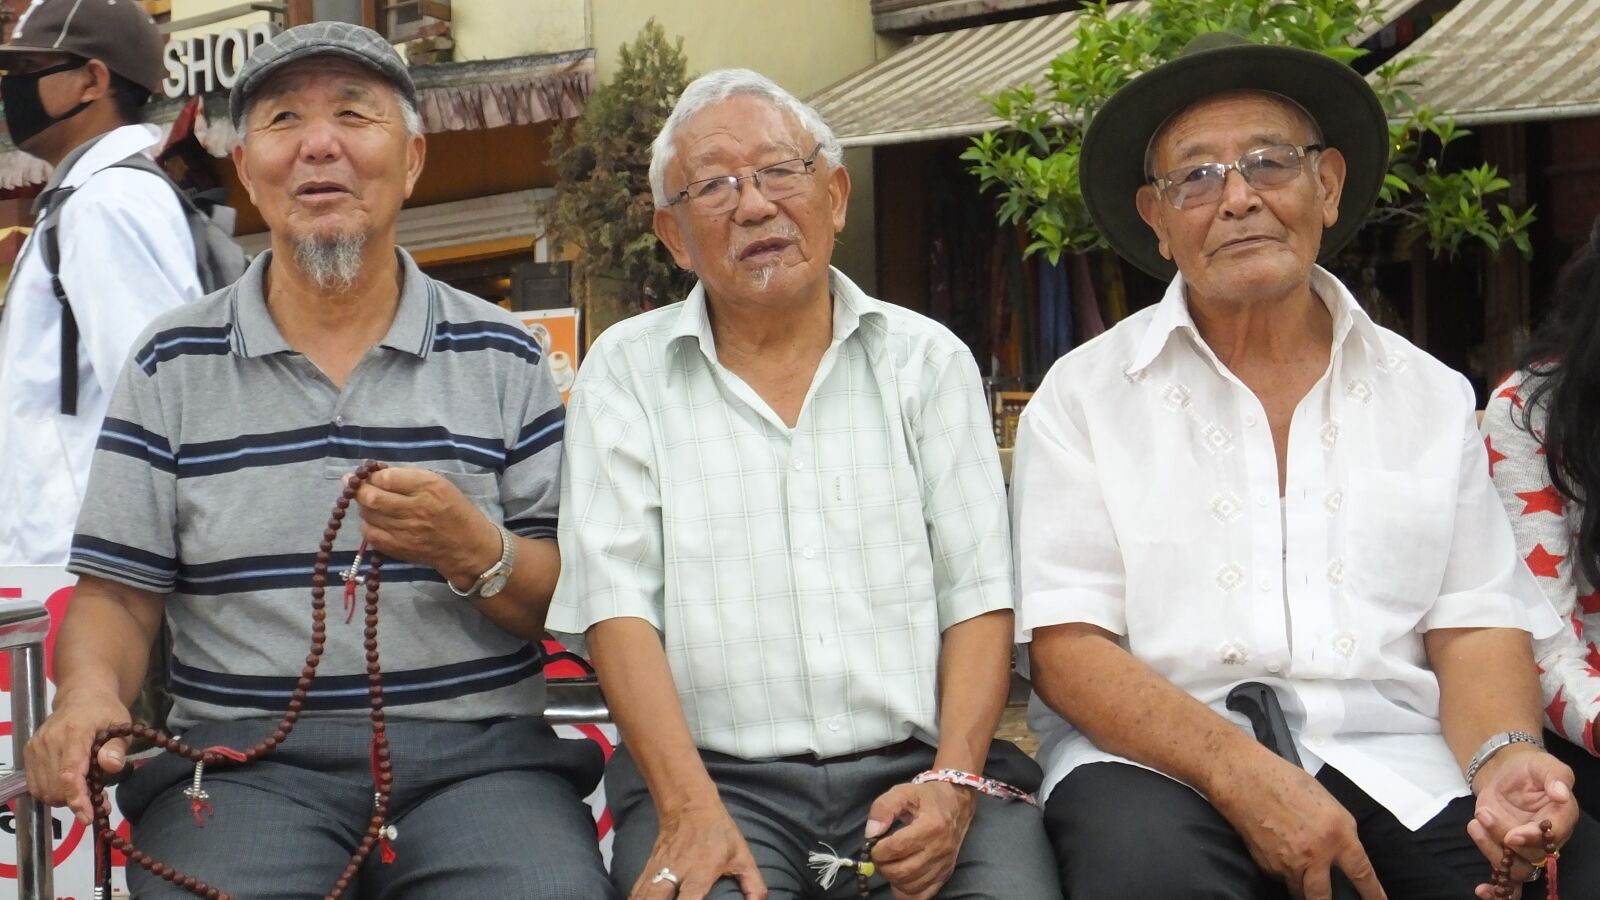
[608,739,1061,899]
[1045,761,1600,899]
[117,716,614,900]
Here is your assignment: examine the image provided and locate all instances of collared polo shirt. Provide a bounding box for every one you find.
[69,249,565,729]
[547,267,1012,760]
[1013,265,1560,829]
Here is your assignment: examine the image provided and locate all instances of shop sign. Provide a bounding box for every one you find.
[162,23,280,99]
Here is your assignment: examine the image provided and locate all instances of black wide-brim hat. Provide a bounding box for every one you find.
[1079,31,1390,280]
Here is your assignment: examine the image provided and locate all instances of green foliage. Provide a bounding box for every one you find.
[961,0,1534,265]
[549,20,695,306]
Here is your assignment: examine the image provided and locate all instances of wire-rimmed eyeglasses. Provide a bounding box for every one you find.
[666,146,822,214]
[1150,143,1324,210]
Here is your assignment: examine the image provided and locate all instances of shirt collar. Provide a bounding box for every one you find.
[33,124,164,214]
[229,247,437,359]
[1126,264,1384,376]
[668,266,884,363]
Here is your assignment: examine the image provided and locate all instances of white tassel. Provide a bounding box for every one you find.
[807,842,857,889]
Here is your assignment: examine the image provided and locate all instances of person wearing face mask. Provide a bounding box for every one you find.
[0,0,202,566]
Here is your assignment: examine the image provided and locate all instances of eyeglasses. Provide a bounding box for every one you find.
[1150,143,1324,210]
[666,146,822,214]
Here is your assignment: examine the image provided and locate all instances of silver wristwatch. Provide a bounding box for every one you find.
[448,524,515,599]
[1465,731,1543,788]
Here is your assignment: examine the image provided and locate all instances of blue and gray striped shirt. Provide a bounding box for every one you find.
[69,248,563,728]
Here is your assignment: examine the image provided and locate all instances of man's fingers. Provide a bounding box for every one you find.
[871,816,936,864]
[1299,866,1334,900]
[96,736,129,774]
[1334,843,1387,900]
[866,783,916,838]
[731,862,767,900]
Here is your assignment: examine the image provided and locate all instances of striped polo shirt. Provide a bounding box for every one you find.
[68,249,564,728]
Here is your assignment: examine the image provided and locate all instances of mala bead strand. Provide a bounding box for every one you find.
[856,836,879,900]
[87,461,393,900]
[1488,818,1559,900]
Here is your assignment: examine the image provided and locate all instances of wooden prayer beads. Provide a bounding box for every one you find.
[87,461,394,900]
[1489,819,1559,900]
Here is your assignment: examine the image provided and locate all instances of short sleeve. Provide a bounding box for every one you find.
[1419,393,1561,637]
[1011,379,1128,642]
[913,346,1013,630]
[66,345,180,593]
[545,350,666,634]
[499,352,565,541]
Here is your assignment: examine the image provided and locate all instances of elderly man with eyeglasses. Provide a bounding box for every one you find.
[547,69,1059,900]
[1013,32,1600,900]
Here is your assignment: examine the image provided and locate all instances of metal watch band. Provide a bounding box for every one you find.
[447,524,513,598]
[1465,730,1543,788]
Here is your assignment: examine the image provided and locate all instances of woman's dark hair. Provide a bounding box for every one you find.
[1515,215,1600,585]
[108,73,151,125]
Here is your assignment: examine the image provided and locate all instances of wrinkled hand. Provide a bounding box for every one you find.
[866,781,977,900]
[24,689,132,824]
[1468,747,1578,900]
[1211,754,1386,900]
[630,801,767,900]
[349,467,498,586]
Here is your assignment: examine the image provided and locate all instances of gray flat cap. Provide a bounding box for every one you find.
[229,22,417,129]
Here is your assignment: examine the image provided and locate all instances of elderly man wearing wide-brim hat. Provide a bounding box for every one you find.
[1012,32,1600,899]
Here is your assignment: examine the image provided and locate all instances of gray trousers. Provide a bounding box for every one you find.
[608,739,1061,899]
[116,716,616,900]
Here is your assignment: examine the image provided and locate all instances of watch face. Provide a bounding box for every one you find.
[480,571,511,598]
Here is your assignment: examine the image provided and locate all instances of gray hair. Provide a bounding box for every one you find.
[240,82,423,141]
[649,68,843,208]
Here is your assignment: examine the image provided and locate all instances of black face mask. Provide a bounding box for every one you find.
[1,58,92,148]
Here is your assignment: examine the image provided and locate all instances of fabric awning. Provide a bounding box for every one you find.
[1373,0,1600,125]
[809,0,1424,148]
[0,48,595,189]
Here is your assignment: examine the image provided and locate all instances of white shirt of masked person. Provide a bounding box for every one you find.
[1012,265,1560,830]
[0,123,200,565]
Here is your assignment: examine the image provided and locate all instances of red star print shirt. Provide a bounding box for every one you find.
[1484,370,1600,756]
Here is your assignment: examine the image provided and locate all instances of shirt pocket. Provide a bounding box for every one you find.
[1342,468,1455,619]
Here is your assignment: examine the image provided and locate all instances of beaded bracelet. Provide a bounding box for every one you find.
[911,768,1040,807]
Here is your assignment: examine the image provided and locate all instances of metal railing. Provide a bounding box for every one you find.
[0,600,54,900]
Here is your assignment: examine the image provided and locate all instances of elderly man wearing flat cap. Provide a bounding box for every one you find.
[1012,32,1600,900]
[24,22,614,899]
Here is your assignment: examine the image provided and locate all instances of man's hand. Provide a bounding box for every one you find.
[866,781,977,900]
[24,688,133,824]
[629,800,766,900]
[1211,754,1387,900]
[1467,746,1578,899]
[350,467,499,588]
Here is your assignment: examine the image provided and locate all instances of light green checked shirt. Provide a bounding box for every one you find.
[548,268,1011,759]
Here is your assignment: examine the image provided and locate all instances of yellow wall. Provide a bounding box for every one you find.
[452,0,589,60]
[591,1,878,97]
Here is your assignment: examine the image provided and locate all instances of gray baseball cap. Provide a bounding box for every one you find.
[229,22,417,129]
[0,0,164,93]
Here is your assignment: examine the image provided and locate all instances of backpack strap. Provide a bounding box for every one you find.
[37,186,80,415]
[41,153,186,416]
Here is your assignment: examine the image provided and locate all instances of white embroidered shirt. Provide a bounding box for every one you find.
[1013,266,1560,829]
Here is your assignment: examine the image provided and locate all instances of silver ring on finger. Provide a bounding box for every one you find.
[651,866,681,887]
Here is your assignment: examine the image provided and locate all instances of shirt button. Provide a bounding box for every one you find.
[1256,495,1270,507]
[1306,735,1324,747]
[333,414,347,427]
[802,546,815,559]
[1244,413,1258,427]
[1266,662,1282,674]
[792,459,804,471]
[1258,578,1272,592]
[827,719,841,733]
